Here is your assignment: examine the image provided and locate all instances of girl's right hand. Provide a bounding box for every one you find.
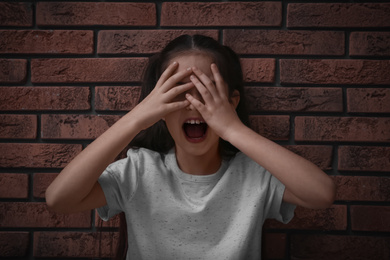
[130,62,194,130]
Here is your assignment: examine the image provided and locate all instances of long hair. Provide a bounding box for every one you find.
[115,34,249,259]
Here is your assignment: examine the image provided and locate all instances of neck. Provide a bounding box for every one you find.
[175,147,222,175]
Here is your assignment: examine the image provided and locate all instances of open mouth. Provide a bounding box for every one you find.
[183,119,208,142]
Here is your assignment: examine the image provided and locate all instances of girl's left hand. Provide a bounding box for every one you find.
[186,63,243,141]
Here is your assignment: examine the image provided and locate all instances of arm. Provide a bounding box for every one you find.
[46,62,194,213]
[187,64,335,209]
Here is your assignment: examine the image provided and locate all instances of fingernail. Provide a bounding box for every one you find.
[190,75,195,80]
[172,61,177,65]
[187,67,191,71]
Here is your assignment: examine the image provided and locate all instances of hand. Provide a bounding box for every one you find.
[186,64,243,141]
[130,62,194,130]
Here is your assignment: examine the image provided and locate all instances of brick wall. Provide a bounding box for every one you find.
[1,1,389,259]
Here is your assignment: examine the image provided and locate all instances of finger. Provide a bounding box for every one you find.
[192,67,218,98]
[189,74,213,104]
[210,63,228,98]
[165,100,190,113]
[160,67,192,93]
[185,93,207,114]
[165,82,194,102]
[156,61,178,88]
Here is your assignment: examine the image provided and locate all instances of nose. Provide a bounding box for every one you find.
[185,88,203,110]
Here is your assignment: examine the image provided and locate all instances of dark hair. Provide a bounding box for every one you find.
[129,34,249,156]
[115,34,249,260]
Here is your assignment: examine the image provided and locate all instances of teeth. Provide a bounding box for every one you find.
[186,120,203,124]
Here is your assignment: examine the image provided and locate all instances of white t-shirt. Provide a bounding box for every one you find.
[98,148,295,260]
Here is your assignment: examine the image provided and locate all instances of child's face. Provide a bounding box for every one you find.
[164,53,222,160]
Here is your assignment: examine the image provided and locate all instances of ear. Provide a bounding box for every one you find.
[230,90,240,109]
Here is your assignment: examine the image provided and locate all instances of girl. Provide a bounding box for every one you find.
[46,35,335,259]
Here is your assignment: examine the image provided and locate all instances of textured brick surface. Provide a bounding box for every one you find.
[33,173,57,198]
[31,58,148,83]
[0,3,32,27]
[41,114,121,139]
[265,205,347,231]
[0,232,29,257]
[284,145,333,170]
[0,59,27,83]
[98,30,218,54]
[351,206,390,232]
[249,115,290,141]
[34,232,118,258]
[0,202,90,228]
[0,87,90,111]
[224,30,344,55]
[262,233,286,259]
[350,32,390,57]
[245,87,342,113]
[0,114,37,139]
[295,117,390,142]
[347,88,390,113]
[240,59,275,83]
[334,176,390,202]
[281,59,390,85]
[288,3,390,28]
[291,235,390,260]
[95,86,141,111]
[0,173,29,199]
[338,146,390,172]
[0,30,93,54]
[37,2,156,26]
[161,2,281,27]
[0,143,82,168]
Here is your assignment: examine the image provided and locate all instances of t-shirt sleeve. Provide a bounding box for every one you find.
[97,152,139,221]
[264,175,296,224]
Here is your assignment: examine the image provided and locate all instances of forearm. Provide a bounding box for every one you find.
[225,123,335,209]
[45,111,141,211]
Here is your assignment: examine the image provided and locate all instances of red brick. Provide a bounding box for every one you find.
[36,2,156,26]
[224,30,344,55]
[245,87,342,113]
[0,59,27,83]
[287,3,390,28]
[161,2,281,27]
[347,88,390,113]
[240,59,275,83]
[262,233,286,259]
[0,202,90,228]
[265,205,347,231]
[249,115,290,141]
[0,114,37,139]
[95,86,141,111]
[284,145,333,170]
[333,176,390,202]
[34,231,118,258]
[350,32,390,56]
[31,58,148,83]
[291,235,390,260]
[0,232,29,257]
[338,146,390,172]
[0,173,28,199]
[351,206,390,232]
[41,114,121,139]
[0,30,93,54]
[295,117,390,142]
[0,3,32,27]
[280,59,390,85]
[98,30,218,54]
[0,87,90,111]
[0,143,82,168]
[33,173,57,198]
